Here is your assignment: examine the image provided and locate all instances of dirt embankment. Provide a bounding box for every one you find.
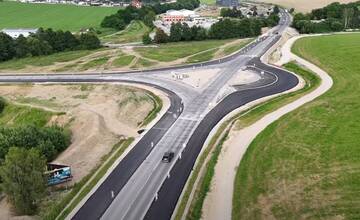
[0,83,162,219]
[0,84,155,182]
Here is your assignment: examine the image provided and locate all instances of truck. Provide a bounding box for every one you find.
[45,163,73,186]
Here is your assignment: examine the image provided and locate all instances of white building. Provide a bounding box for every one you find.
[162,9,200,22]
[1,28,38,38]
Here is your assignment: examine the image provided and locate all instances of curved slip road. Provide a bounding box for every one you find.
[144,58,299,220]
[0,9,299,220]
[202,34,334,220]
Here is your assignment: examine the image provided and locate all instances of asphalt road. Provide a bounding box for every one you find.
[0,9,295,220]
[144,58,298,220]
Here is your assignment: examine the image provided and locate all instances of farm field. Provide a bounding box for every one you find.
[255,0,355,12]
[233,33,360,219]
[0,1,118,31]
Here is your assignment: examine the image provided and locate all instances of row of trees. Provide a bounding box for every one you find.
[220,7,244,18]
[148,13,280,44]
[101,0,200,30]
[101,5,156,30]
[0,28,101,62]
[0,125,71,161]
[292,1,360,33]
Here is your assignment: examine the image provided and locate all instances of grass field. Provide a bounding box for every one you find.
[0,1,118,31]
[102,20,150,44]
[200,0,216,5]
[233,33,360,219]
[0,98,54,127]
[134,39,232,62]
[0,50,93,70]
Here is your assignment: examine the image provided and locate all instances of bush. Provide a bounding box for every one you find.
[154,28,169,43]
[0,125,71,161]
[0,97,5,113]
[0,147,46,215]
[78,33,101,50]
[142,33,152,45]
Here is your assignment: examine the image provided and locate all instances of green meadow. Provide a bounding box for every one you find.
[0,1,118,31]
[233,33,360,219]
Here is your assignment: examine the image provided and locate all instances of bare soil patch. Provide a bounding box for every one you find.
[0,84,154,182]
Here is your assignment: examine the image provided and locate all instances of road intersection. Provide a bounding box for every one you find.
[0,9,296,220]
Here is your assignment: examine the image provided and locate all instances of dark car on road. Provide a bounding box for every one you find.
[162,151,174,163]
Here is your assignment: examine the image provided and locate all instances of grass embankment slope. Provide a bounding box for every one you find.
[102,20,150,44]
[0,100,53,127]
[0,1,117,31]
[233,33,360,219]
[0,38,250,72]
[200,0,216,5]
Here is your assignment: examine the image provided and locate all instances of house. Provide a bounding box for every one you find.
[1,28,38,38]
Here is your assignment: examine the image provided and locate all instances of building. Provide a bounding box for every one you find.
[131,0,142,8]
[216,0,239,7]
[161,9,198,23]
[1,28,38,38]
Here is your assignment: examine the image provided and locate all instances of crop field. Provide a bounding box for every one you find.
[0,1,118,31]
[233,33,360,219]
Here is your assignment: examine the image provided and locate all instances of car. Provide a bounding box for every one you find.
[162,151,174,163]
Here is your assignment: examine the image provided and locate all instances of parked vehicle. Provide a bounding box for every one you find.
[45,164,73,186]
[162,151,174,163]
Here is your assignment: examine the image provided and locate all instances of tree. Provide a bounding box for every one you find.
[143,11,156,28]
[0,32,15,61]
[273,5,280,14]
[14,35,29,58]
[142,33,152,45]
[26,37,52,56]
[331,20,344,31]
[0,147,46,215]
[154,28,169,43]
[181,23,192,41]
[78,33,101,50]
[0,97,5,113]
[169,23,182,42]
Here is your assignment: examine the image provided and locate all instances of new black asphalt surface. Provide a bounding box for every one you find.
[0,77,183,220]
[144,58,299,220]
[0,11,295,220]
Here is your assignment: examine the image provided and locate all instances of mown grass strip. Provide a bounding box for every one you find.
[42,138,134,220]
[141,91,163,127]
[175,62,321,220]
